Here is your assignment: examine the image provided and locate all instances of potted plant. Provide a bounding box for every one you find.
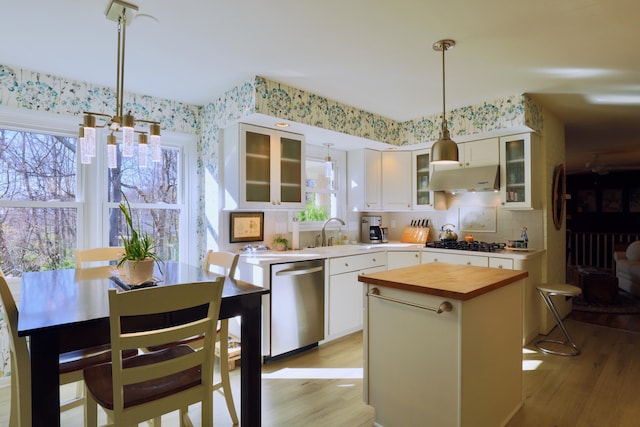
[272,235,289,251]
[117,192,162,284]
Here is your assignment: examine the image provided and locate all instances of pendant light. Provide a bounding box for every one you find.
[430,39,459,164]
[323,143,334,179]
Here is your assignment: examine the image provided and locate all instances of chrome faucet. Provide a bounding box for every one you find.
[321,217,346,246]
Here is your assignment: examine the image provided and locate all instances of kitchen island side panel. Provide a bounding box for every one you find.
[363,275,523,426]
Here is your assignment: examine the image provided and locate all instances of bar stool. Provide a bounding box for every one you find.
[536,283,582,356]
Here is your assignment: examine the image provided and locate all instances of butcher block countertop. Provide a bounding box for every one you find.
[358,262,528,301]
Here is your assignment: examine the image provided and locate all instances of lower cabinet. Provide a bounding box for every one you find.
[421,251,488,267]
[387,251,421,269]
[327,252,386,340]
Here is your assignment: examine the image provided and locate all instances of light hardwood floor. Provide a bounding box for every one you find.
[2,321,639,426]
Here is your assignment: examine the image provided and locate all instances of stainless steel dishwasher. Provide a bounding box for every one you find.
[269,259,325,359]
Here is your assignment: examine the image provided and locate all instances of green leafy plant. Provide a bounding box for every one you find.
[272,235,289,245]
[117,192,162,268]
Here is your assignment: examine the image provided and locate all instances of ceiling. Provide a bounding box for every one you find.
[2,0,639,174]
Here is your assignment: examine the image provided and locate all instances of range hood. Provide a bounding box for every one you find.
[428,165,500,192]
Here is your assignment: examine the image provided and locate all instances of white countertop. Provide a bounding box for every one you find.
[239,242,544,266]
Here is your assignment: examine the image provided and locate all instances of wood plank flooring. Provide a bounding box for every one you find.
[2,320,640,426]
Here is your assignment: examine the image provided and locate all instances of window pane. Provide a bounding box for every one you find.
[298,158,336,222]
[107,146,179,204]
[108,207,180,262]
[0,129,76,201]
[0,207,77,275]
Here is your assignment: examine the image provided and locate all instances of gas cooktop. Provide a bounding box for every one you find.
[425,241,506,252]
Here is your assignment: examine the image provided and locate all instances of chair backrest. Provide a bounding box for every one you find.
[107,277,224,418]
[0,276,31,426]
[204,250,239,278]
[75,247,124,269]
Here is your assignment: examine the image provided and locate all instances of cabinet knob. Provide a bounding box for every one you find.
[434,258,438,262]
[372,258,376,262]
[497,265,504,269]
[414,254,419,258]
[344,263,349,267]
[466,261,471,265]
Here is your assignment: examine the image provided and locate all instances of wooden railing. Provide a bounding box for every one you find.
[568,231,640,271]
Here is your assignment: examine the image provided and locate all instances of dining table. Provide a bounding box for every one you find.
[17,263,269,427]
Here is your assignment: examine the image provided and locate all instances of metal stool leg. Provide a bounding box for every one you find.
[536,289,581,356]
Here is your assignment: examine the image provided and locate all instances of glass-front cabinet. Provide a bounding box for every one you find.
[500,133,539,209]
[412,149,433,209]
[224,123,304,209]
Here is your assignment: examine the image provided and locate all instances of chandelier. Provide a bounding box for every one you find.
[430,39,459,164]
[79,0,161,168]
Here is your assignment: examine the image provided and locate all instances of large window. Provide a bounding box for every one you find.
[0,115,195,277]
[0,129,79,275]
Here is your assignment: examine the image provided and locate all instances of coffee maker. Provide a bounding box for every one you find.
[361,215,383,244]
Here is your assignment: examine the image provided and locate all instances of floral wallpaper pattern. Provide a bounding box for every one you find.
[0,64,200,134]
[0,65,543,379]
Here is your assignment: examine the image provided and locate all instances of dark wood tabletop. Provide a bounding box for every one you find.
[17,263,268,427]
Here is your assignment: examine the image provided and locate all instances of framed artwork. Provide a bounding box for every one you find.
[230,212,264,243]
[602,189,623,213]
[577,190,596,213]
[630,188,640,213]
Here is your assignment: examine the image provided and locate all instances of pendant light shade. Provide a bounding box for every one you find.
[431,39,459,164]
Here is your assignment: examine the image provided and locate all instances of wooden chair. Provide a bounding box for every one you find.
[75,247,124,270]
[83,277,225,427]
[0,276,137,426]
[204,250,240,425]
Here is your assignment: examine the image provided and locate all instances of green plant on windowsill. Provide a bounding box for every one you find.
[272,235,289,251]
[117,192,163,282]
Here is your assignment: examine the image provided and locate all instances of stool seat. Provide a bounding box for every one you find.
[537,283,581,296]
[536,283,581,356]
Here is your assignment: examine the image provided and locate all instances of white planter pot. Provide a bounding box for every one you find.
[124,259,155,284]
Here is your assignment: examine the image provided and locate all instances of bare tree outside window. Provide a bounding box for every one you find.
[0,128,183,276]
[0,129,77,275]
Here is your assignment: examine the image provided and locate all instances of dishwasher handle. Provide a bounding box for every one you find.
[368,287,453,314]
[275,266,324,277]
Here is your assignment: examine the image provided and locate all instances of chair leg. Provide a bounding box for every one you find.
[218,319,239,424]
[536,290,581,356]
[84,388,98,427]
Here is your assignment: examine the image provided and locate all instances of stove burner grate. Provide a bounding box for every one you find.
[425,241,506,252]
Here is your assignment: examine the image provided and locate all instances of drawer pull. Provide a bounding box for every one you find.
[368,287,453,314]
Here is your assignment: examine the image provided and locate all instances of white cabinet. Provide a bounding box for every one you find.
[347,149,382,211]
[223,123,304,209]
[412,148,446,210]
[433,138,499,171]
[421,251,489,267]
[500,132,539,210]
[381,151,412,210]
[387,251,421,269]
[327,252,386,339]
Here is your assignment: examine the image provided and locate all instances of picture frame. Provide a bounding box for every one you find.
[602,189,623,213]
[630,188,640,213]
[230,211,264,243]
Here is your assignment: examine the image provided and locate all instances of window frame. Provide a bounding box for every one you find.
[292,144,347,232]
[0,108,198,269]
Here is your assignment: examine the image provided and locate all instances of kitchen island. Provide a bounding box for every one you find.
[358,263,527,427]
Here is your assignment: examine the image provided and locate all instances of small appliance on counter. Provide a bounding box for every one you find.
[361,215,383,244]
[381,227,389,243]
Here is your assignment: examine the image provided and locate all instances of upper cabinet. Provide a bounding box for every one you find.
[433,138,500,171]
[348,149,413,211]
[500,132,539,210]
[223,123,305,209]
[348,149,382,211]
[381,151,412,210]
